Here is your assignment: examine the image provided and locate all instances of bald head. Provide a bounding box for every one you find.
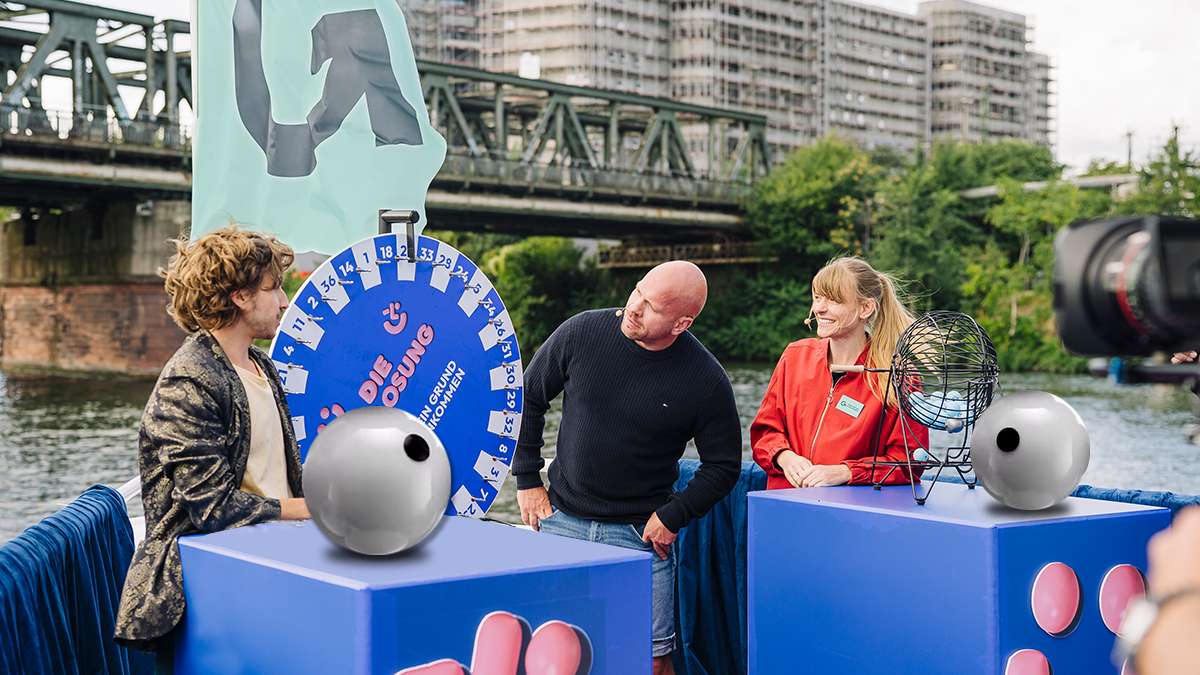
[642,260,708,318]
[620,260,708,350]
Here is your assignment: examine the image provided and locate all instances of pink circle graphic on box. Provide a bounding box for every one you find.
[1031,562,1081,635]
[1100,564,1146,634]
[525,621,588,673]
[1005,649,1050,675]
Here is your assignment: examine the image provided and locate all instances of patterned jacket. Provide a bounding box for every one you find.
[114,331,303,650]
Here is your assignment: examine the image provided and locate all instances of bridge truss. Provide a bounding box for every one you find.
[0,0,770,218]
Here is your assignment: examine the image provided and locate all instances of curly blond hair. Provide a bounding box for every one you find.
[161,226,294,333]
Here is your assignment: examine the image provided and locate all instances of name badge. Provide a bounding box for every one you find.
[835,394,865,418]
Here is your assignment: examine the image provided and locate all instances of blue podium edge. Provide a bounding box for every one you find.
[179,530,653,592]
[748,488,1169,530]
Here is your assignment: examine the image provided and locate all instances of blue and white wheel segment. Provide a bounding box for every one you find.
[268,233,523,518]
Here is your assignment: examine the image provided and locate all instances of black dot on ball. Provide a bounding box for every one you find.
[997,427,1020,453]
[403,434,430,462]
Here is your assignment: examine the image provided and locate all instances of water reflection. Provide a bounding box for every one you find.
[0,369,153,541]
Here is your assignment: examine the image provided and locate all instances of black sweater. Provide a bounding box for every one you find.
[513,309,741,532]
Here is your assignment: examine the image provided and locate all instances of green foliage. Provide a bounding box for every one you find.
[745,136,878,268]
[1083,159,1133,176]
[927,139,1062,191]
[871,159,976,311]
[1114,131,1200,217]
[484,237,600,354]
[282,268,306,298]
[688,269,811,362]
[423,229,520,265]
[959,179,1111,373]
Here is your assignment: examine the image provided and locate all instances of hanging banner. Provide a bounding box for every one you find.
[191,0,446,252]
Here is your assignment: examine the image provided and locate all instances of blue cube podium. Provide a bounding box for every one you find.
[176,517,651,674]
[748,484,1169,675]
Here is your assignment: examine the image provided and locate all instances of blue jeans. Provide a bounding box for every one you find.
[538,508,676,657]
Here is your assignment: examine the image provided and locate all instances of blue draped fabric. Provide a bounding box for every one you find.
[926,474,1200,521]
[1072,484,1200,519]
[0,485,153,675]
[672,459,766,675]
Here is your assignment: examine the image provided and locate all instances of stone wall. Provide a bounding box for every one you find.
[0,198,191,375]
[0,282,185,375]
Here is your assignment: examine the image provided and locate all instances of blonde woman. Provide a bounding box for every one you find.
[751,257,928,489]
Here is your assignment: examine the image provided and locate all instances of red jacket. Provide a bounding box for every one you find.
[751,338,927,490]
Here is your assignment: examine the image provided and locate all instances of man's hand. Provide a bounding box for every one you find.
[797,464,852,488]
[776,450,814,488]
[280,497,310,520]
[517,487,554,531]
[642,512,676,560]
[1172,351,1198,364]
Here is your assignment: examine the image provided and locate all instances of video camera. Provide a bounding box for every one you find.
[1053,215,1200,443]
[1054,215,1200,357]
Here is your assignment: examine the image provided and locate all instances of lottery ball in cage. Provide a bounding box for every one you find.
[971,391,1090,510]
[302,406,451,555]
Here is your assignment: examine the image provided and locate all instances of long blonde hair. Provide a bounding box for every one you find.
[810,256,915,407]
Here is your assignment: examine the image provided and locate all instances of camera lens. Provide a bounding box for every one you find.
[1054,216,1200,356]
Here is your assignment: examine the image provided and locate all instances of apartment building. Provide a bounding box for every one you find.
[823,0,930,153]
[920,0,1052,145]
[479,0,672,97]
[400,0,482,67]
[464,0,1053,162]
[670,0,823,161]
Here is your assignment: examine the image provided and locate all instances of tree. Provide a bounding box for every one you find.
[928,139,1062,192]
[745,135,878,269]
[1116,128,1200,217]
[871,159,976,311]
[1083,159,1133,176]
[484,237,598,354]
[957,179,1110,372]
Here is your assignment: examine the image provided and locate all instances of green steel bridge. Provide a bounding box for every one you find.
[0,0,772,240]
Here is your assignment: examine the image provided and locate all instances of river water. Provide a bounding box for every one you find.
[1,366,1197,542]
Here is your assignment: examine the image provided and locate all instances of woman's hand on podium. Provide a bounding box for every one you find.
[777,450,813,488]
[517,487,554,531]
[280,497,311,520]
[1171,351,1198,364]
[796,464,852,488]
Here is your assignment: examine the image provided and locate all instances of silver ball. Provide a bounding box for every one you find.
[302,406,450,555]
[971,391,1090,510]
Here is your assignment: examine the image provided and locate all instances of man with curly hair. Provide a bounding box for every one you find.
[114,226,310,664]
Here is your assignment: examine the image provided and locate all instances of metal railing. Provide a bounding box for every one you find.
[0,105,192,152]
[437,154,750,205]
[597,241,777,268]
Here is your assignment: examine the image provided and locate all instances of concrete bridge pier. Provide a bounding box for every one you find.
[0,199,189,375]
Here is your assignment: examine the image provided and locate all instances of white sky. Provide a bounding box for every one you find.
[42,0,1200,172]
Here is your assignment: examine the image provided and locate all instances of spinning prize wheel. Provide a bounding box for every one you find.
[269,232,522,518]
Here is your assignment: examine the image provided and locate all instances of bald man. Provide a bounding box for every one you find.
[513,261,741,674]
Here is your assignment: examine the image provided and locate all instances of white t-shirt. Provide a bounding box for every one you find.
[232,361,292,500]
